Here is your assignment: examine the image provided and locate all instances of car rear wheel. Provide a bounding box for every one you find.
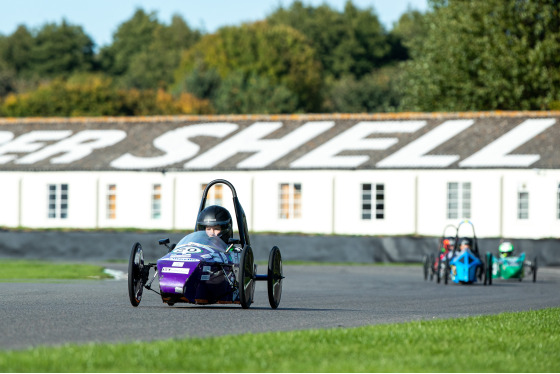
[128,242,145,307]
[239,246,255,309]
[267,246,283,309]
[444,258,450,285]
[484,252,492,286]
[423,255,430,281]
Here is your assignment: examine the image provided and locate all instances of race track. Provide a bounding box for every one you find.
[2,264,560,350]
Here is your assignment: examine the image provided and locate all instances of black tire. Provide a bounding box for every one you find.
[444,258,450,285]
[436,258,442,283]
[532,257,537,283]
[128,242,145,307]
[485,253,492,286]
[267,246,283,309]
[423,255,429,281]
[429,254,435,281]
[239,246,255,309]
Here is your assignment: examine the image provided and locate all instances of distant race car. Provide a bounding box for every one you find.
[127,179,284,309]
[423,224,457,283]
[485,240,537,284]
[442,220,490,285]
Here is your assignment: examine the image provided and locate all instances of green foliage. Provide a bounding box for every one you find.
[0,59,17,97]
[99,9,200,90]
[213,71,298,114]
[1,308,559,372]
[3,1,558,115]
[0,25,36,77]
[174,21,323,112]
[0,73,211,117]
[1,74,119,116]
[400,0,560,111]
[390,8,430,61]
[0,21,95,79]
[325,66,402,113]
[174,61,222,101]
[267,0,392,80]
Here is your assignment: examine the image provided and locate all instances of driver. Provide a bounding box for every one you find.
[441,238,455,259]
[499,241,515,258]
[459,238,472,252]
[196,205,233,245]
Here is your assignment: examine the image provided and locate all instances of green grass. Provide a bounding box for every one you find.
[0,260,112,281]
[1,308,558,372]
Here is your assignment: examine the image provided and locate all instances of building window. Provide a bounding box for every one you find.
[362,184,384,220]
[47,184,68,219]
[279,183,301,219]
[152,184,162,219]
[518,190,529,220]
[201,183,223,206]
[447,182,471,219]
[107,184,116,219]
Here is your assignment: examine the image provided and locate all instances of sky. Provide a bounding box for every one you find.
[0,0,428,48]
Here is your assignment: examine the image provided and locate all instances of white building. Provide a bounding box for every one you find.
[1,112,559,239]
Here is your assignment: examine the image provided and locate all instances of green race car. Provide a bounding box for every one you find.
[486,241,538,283]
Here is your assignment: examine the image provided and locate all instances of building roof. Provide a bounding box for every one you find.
[1,112,559,171]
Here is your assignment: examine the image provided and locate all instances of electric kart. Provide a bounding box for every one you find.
[127,179,284,309]
[423,224,457,283]
[443,220,490,285]
[485,241,537,283]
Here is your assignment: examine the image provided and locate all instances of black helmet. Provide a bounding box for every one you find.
[459,237,472,246]
[196,205,233,244]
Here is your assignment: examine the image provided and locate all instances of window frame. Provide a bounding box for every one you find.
[279,183,302,219]
[151,184,162,220]
[517,189,529,220]
[447,182,471,220]
[47,183,68,219]
[361,183,384,220]
[107,184,117,220]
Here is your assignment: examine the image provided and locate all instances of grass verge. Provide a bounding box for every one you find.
[0,260,112,281]
[1,308,558,372]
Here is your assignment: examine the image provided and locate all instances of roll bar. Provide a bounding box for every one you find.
[197,179,251,247]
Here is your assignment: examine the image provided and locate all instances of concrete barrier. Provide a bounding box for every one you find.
[0,230,558,266]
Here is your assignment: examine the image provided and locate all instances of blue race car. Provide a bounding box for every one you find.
[443,220,490,285]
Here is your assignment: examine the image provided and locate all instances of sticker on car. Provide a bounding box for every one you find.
[162,267,190,274]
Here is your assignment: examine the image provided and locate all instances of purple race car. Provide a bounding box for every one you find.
[127,179,284,309]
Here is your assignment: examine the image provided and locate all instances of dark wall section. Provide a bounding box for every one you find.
[0,230,558,266]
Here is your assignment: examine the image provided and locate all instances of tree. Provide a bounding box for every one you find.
[31,20,95,77]
[400,0,560,111]
[325,67,401,113]
[267,0,391,80]
[0,26,34,77]
[174,21,323,112]
[213,71,298,114]
[389,8,429,61]
[99,9,160,77]
[0,73,212,117]
[99,9,201,89]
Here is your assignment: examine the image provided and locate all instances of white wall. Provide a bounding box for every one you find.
[19,172,97,229]
[416,170,502,238]
[0,173,20,227]
[502,169,560,239]
[252,170,333,234]
[333,170,416,236]
[1,169,559,239]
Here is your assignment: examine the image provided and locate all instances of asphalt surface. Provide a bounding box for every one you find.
[2,264,560,350]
